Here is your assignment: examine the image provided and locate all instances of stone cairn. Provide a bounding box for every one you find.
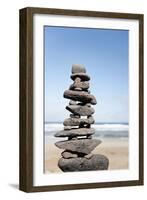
[55,64,109,172]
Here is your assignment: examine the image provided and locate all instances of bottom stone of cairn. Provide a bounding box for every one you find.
[58,154,109,172]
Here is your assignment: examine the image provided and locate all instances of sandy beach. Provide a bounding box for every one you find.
[45,138,129,173]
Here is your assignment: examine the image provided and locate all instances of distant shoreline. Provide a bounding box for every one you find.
[45,122,129,125]
[44,123,129,140]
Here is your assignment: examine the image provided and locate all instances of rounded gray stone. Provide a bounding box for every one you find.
[72,64,86,74]
[61,151,78,158]
[58,154,109,172]
[55,128,95,138]
[55,139,101,154]
[64,90,97,105]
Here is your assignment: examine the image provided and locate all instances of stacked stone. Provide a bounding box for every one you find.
[55,65,109,172]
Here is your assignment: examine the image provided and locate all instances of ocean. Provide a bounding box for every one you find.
[45,122,129,144]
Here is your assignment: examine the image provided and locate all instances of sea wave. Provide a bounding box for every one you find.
[45,123,129,132]
[92,124,128,131]
[45,123,63,132]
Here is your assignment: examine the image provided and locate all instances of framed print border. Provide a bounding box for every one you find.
[19,7,144,192]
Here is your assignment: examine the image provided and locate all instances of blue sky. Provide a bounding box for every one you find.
[44,26,128,123]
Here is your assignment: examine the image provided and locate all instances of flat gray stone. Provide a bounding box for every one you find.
[55,128,95,137]
[71,73,90,81]
[63,116,94,126]
[58,154,109,172]
[70,114,80,118]
[61,151,78,158]
[72,64,86,74]
[74,88,82,91]
[64,90,97,105]
[66,105,95,116]
[55,139,101,154]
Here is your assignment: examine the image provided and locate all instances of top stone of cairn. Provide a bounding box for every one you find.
[72,64,86,74]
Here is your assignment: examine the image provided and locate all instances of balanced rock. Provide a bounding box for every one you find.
[58,154,109,172]
[64,90,97,105]
[71,73,90,81]
[66,105,95,116]
[55,139,101,154]
[61,151,78,159]
[71,64,89,81]
[72,64,86,74]
[63,116,94,126]
[55,128,95,138]
[69,81,89,91]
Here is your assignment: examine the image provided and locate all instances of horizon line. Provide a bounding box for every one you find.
[45,121,129,124]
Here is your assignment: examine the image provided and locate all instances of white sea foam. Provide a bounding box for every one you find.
[92,124,129,131]
[45,123,63,132]
[45,123,129,132]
